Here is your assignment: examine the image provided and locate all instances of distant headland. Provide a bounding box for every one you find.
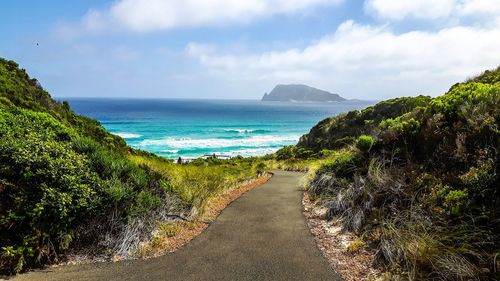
[262,84,346,102]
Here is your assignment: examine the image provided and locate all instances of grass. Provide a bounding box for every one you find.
[128,155,265,216]
[346,237,365,253]
[136,220,206,257]
[275,66,500,280]
[129,156,272,258]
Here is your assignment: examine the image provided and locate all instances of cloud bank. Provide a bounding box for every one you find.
[185,0,500,98]
[82,0,343,32]
[51,0,500,99]
[365,0,500,20]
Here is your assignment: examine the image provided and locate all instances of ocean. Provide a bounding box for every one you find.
[63,98,375,159]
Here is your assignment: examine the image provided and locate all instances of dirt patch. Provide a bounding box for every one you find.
[302,193,383,281]
[136,221,208,258]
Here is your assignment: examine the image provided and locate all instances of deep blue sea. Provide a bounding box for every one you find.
[63,99,375,159]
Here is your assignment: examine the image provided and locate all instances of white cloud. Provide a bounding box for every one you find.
[51,0,500,99]
[365,0,456,20]
[81,0,343,32]
[460,0,500,16]
[364,0,500,20]
[186,19,500,98]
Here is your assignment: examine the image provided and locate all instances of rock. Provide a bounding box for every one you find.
[262,84,346,102]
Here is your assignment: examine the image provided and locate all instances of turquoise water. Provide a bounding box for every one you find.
[64,99,375,159]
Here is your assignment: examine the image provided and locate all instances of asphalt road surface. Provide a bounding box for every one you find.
[12,170,341,281]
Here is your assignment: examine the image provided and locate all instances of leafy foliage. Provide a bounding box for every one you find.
[0,58,271,274]
[0,58,270,274]
[0,58,128,152]
[293,67,500,280]
[355,135,376,152]
[297,95,431,151]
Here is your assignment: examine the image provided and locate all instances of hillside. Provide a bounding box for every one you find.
[0,58,266,274]
[277,68,500,280]
[262,84,346,102]
[0,58,188,274]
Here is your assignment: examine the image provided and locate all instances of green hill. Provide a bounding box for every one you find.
[0,58,264,274]
[0,58,189,274]
[277,68,499,280]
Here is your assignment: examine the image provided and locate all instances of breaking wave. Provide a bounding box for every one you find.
[112,132,142,139]
[138,135,299,149]
[222,128,272,134]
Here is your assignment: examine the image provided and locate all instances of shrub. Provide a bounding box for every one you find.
[255,162,267,175]
[443,190,469,216]
[0,59,188,273]
[276,145,296,160]
[379,116,421,135]
[319,149,335,158]
[317,150,359,178]
[298,95,431,151]
[355,135,376,152]
[347,237,365,253]
[0,107,103,273]
[131,191,163,216]
[300,66,500,280]
[295,147,314,159]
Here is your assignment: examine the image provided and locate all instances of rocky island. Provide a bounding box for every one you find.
[262,84,346,102]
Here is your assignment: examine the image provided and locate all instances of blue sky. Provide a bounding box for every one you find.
[1,0,500,99]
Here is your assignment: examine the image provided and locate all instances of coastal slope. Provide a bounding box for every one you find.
[276,67,500,280]
[262,84,345,102]
[0,58,267,275]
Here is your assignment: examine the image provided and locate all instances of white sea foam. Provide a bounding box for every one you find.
[112,132,142,139]
[223,128,273,134]
[138,135,299,149]
[224,128,255,133]
[225,148,279,157]
[160,149,180,154]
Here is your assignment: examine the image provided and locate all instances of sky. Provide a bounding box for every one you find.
[1,0,500,100]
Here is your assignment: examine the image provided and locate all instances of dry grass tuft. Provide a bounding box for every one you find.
[303,193,383,281]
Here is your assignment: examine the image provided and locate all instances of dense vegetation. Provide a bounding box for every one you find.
[3,56,498,279]
[0,58,266,274]
[278,68,499,280]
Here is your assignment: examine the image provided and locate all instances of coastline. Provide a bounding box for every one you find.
[63,98,375,160]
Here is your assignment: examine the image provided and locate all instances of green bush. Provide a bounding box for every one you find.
[444,189,469,216]
[298,95,431,151]
[131,191,163,216]
[379,116,421,134]
[318,150,359,178]
[302,66,500,280]
[255,162,267,175]
[0,59,187,274]
[0,106,104,273]
[355,135,376,152]
[275,145,296,160]
[295,147,314,158]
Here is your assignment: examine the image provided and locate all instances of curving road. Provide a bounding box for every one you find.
[13,171,341,281]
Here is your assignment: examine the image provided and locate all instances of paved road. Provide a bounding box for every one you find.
[13,171,341,281]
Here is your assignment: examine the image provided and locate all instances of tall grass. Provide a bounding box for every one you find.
[129,155,264,216]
